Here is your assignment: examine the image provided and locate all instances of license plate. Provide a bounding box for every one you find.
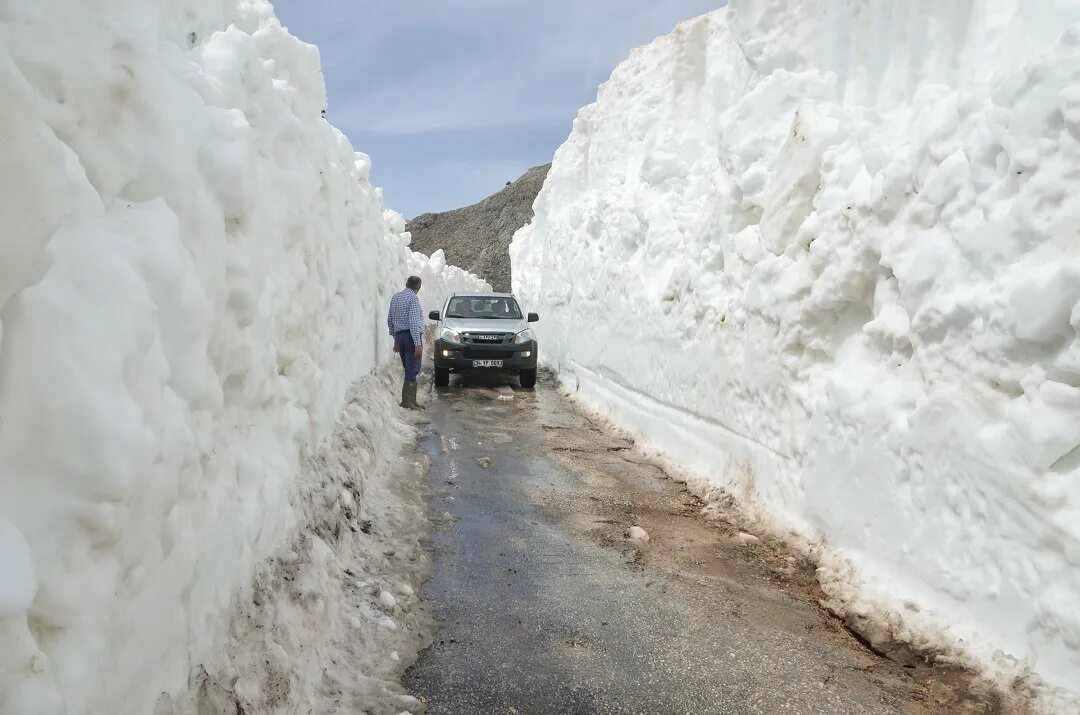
[472,359,503,368]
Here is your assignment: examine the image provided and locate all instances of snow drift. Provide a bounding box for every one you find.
[512,0,1080,707]
[0,1,484,712]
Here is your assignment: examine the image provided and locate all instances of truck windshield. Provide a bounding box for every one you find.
[445,296,523,319]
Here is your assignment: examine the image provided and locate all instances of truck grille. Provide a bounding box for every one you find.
[463,333,512,345]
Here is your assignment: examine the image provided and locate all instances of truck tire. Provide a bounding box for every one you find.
[519,369,537,389]
[434,367,450,387]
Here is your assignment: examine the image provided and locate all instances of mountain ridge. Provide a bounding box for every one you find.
[407,163,550,292]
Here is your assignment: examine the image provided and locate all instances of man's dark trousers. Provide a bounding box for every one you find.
[395,330,421,383]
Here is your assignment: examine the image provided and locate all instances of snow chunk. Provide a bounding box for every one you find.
[395,694,420,708]
[627,526,650,544]
[378,590,398,609]
[734,532,760,546]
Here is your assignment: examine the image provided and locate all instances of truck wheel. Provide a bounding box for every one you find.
[519,369,537,389]
[434,367,450,387]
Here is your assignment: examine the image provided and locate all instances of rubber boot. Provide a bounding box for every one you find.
[404,381,423,410]
[399,382,409,408]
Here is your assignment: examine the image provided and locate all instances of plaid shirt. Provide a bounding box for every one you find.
[387,288,423,345]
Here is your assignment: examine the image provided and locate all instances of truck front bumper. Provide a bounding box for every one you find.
[433,339,538,372]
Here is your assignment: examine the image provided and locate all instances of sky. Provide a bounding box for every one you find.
[270,0,720,218]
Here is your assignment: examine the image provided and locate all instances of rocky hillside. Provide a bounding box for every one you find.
[407,163,550,292]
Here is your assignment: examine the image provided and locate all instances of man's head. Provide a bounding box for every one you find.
[406,275,422,292]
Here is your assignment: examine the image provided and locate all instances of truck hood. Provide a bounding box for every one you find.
[442,317,527,335]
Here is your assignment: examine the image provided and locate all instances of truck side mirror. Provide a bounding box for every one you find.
[527,312,539,323]
[428,311,440,320]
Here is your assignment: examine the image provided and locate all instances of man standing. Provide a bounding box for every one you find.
[388,275,425,409]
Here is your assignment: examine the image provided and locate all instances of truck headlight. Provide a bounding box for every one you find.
[513,329,534,344]
[440,328,463,344]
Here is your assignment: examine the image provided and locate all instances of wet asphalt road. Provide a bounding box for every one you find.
[403,371,984,715]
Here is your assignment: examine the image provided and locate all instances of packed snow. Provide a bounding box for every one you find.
[0,1,484,713]
[160,373,438,715]
[512,0,1080,709]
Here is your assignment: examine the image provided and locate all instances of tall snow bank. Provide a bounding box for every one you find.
[512,1,1080,706]
[0,1,484,713]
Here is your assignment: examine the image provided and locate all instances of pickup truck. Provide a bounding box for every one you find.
[429,292,539,388]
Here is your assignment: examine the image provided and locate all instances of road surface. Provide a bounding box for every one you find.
[404,372,992,715]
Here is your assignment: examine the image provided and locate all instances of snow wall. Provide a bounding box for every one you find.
[511,1,1080,707]
[0,1,485,712]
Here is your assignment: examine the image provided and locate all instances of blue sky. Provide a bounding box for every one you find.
[271,0,720,217]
